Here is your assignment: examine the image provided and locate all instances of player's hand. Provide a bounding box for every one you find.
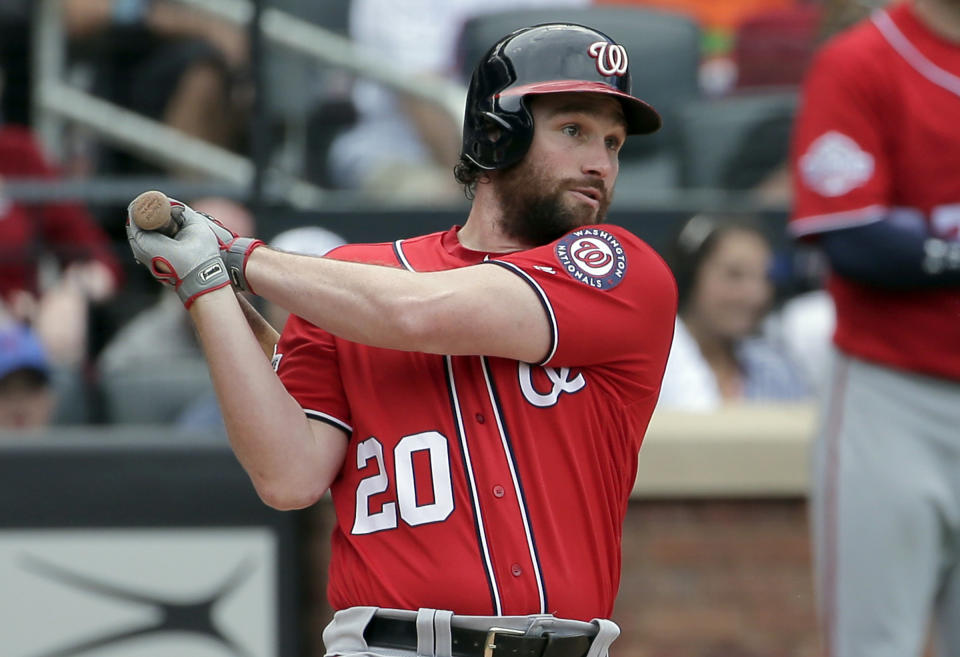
[195,211,265,294]
[126,201,231,308]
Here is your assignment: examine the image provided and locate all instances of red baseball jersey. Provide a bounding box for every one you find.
[274,223,676,621]
[0,126,123,300]
[790,2,960,379]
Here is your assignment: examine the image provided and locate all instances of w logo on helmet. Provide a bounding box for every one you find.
[588,42,628,77]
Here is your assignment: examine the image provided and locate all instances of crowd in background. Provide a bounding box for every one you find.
[0,0,876,430]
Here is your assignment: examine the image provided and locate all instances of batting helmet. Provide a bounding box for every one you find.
[460,23,662,171]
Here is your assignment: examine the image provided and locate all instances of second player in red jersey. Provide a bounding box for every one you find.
[791,2,960,656]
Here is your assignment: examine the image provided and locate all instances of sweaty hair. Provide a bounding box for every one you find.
[453,155,483,200]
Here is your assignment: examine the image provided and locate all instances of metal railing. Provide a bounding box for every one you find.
[28,0,468,208]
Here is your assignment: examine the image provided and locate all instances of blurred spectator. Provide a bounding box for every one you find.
[65,0,250,177]
[0,124,122,371]
[763,288,835,394]
[657,214,809,410]
[176,224,347,434]
[326,0,588,202]
[0,321,55,430]
[0,0,250,177]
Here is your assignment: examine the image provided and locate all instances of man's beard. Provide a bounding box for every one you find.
[494,159,611,247]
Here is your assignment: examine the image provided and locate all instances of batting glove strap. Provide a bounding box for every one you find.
[176,255,232,308]
[222,237,265,294]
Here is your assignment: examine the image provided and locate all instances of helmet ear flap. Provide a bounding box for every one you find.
[465,113,513,170]
[463,101,534,170]
[479,112,512,165]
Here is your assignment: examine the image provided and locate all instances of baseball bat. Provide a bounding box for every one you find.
[129,189,181,237]
[128,190,281,359]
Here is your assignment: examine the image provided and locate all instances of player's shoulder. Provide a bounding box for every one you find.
[517,222,676,292]
[564,223,670,270]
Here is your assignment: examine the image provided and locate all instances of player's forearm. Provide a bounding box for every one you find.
[188,288,332,509]
[246,247,441,351]
[246,247,550,361]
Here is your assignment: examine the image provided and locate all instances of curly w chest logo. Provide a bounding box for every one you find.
[518,362,586,407]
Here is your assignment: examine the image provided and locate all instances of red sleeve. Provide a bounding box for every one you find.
[488,224,677,401]
[274,313,352,434]
[270,241,399,434]
[0,127,123,285]
[790,31,891,237]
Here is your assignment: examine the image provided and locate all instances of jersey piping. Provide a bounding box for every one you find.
[873,9,960,98]
[304,409,353,434]
[483,260,559,366]
[393,239,414,271]
[445,354,503,614]
[481,356,548,613]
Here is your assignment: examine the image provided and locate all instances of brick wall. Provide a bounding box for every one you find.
[614,499,818,657]
[301,498,819,657]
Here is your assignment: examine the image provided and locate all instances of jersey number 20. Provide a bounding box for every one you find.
[352,431,454,535]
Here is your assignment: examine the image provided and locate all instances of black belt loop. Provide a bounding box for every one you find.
[363,616,593,657]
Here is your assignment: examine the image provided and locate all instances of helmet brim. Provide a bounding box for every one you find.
[499,80,661,135]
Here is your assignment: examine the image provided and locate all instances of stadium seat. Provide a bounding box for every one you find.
[677,90,797,191]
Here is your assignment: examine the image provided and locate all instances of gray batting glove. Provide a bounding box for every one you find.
[126,202,231,308]
[196,212,265,294]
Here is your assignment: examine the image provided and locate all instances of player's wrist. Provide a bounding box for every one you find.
[221,237,265,294]
[176,255,231,308]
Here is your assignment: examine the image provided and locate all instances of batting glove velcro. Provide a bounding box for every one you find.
[202,215,265,294]
[126,202,231,308]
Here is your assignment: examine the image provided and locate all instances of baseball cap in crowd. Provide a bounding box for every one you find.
[0,323,51,383]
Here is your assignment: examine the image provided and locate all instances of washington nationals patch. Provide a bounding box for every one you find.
[555,228,627,290]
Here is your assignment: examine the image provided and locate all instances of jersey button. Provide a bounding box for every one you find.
[475,413,485,424]
[493,485,505,498]
[511,563,523,577]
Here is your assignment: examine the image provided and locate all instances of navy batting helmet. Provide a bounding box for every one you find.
[461,23,662,171]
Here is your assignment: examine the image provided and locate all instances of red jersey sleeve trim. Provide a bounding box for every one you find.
[483,260,558,366]
[304,408,352,434]
[874,9,960,97]
[789,204,887,237]
[392,239,415,271]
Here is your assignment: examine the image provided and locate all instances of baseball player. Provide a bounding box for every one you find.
[790,2,960,656]
[127,24,677,657]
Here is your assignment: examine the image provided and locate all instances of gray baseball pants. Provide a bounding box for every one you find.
[810,350,960,657]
